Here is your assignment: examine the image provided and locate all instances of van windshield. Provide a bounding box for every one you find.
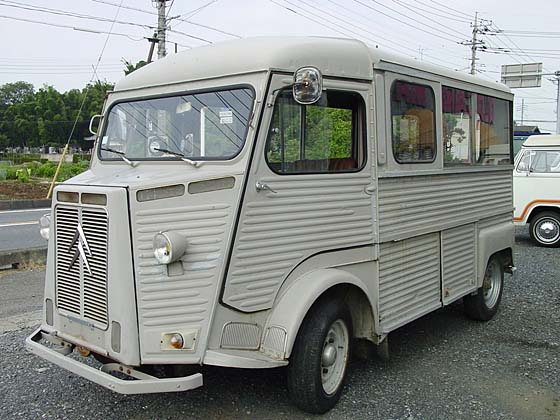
[99,87,254,161]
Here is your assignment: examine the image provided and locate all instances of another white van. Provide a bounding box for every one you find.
[514,135,560,247]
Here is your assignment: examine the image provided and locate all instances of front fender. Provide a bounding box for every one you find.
[259,268,372,360]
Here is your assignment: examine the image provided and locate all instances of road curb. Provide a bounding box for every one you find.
[0,199,51,211]
[0,247,47,269]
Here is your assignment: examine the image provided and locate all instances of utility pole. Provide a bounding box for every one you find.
[461,12,494,76]
[470,12,478,75]
[156,0,167,59]
[521,98,525,125]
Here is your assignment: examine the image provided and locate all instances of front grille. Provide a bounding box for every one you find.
[55,205,109,329]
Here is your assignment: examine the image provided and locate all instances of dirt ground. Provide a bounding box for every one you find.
[0,181,51,200]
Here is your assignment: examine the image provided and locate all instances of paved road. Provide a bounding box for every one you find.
[0,227,558,419]
[0,208,49,252]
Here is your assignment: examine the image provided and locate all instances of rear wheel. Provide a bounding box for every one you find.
[464,255,504,321]
[529,211,560,247]
[287,299,352,414]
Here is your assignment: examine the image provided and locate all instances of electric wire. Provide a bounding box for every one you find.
[393,0,471,23]
[0,1,155,30]
[353,0,465,44]
[0,13,144,41]
[62,0,125,149]
[269,0,461,70]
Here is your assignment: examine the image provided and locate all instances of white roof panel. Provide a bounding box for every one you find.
[114,36,512,96]
[523,135,560,147]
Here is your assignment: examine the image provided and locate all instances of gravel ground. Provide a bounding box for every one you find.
[0,227,558,419]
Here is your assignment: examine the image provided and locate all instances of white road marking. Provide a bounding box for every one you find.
[0,221,38,228]
[0,208,50,215]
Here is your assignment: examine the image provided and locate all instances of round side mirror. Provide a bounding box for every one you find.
[293,67,323,105]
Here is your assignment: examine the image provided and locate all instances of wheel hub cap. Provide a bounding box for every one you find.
[322,344,337,367]
[537,221,559,242]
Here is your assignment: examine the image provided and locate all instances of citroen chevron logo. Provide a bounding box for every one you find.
[69,223,92,275]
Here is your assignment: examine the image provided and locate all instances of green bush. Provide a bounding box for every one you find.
[36,162,57,178]
[5,166,18,180]
[16,168,30,183]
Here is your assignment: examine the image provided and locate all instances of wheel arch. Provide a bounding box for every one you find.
[477,222,514,286]
[527,205,560,224]
[260,268,375,360]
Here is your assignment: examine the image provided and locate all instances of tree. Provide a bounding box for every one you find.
[122,59,148,76]
[0,81,34,106]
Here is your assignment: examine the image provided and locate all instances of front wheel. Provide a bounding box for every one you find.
[463,255,504,321]
[287,299,352,414]
[529,211,560,247]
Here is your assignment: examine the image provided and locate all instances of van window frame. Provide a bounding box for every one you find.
[390,79,437,164]
[263,88,368,176]
[97,84,256,162]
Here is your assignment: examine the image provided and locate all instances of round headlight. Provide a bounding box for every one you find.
[153,233,173,264]
[38,214,51,240]
[153,231,188,265]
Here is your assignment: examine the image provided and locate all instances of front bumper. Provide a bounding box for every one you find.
[26,328,203,394]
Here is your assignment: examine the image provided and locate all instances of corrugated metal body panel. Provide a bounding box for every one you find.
[378,171,512,242]
[223,172,375,312]
[478,213,512,230]
[132,197,235,360]
[378,233,441,333]
[441,224,476,304]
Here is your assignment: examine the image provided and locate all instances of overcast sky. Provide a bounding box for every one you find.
[0,0,559,132]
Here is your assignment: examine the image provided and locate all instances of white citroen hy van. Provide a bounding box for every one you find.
[513,135,560,247]
[27,37,515,414]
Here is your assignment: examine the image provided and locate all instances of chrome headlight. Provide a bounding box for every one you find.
[38,214,51,240]
[153,231,187,265]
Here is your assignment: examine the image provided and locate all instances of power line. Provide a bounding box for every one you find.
[395,0,471,23]
[376,0,471,39]
[352,0,463,45]
[0,13,144,41]
[0,0,155,30]
[427,0,473,19]
[391,0,471,24]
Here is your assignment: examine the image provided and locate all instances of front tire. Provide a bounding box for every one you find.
[529,211,560,247]
[463,255,504,321]
[287,299,352,414]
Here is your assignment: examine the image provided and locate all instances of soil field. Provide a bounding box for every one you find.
[0,181,51,200]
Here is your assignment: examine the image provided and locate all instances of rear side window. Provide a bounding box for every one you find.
[265,90,365,174]
[391,80,436,163]
[442,86,472,165]
[476,95,512,165]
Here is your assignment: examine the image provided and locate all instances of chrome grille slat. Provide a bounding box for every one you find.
[55,204,109,329]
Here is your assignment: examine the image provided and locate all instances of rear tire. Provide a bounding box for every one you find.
[529,211,560,247]
[464,255,504,321]
[287,299,352,414]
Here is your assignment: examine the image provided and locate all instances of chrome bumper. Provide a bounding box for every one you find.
[26,328,203,394]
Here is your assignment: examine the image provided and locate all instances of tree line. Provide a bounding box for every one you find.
[0,80,114,151]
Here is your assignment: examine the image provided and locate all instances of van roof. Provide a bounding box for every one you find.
[114,36,512,95]
[523,135,560,147]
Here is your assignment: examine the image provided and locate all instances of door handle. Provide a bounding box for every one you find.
[256,181,277,193]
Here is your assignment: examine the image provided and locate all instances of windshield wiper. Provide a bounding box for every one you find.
[153,147,199,167]
[100,147,137,167]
